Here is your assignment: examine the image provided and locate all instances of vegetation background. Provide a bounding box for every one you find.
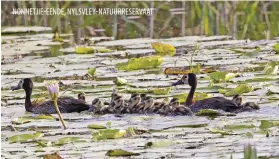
[1,1,279,43]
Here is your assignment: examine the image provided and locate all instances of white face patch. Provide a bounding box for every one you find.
[181,75,189,84]
[18,79,24,88]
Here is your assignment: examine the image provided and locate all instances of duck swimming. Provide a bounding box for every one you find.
[12,78,90,114]
[168,98,193,116]
[127,93,142,113]
[172,73,259,113]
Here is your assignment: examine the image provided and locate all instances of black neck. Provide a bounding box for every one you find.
[24,89,33,112]
[185,85,196,106]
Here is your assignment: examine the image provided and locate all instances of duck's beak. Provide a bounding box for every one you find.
[172,80,184,86]
[11,85,21,91]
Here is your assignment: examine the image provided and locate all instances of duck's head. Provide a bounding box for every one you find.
[143,96,155,109]
[113,95,125,108]
[232,94,242,106]
[92,98,103,108]
[128,93,141,107]
[12,78,33,91]
[78,93,86,101]
[169,98,180,107]
[172,73,197,87]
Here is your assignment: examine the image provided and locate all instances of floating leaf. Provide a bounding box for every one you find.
[52,38,64,43]
[88,68,96,77]
[87,124,106,129]
[126,127,136,137]
[116,56,163,71]
[263,62,279,75]
[106,122,112,128]
[209,127,232,135]
[144,140,177,148]
[9,132,44,143]
[106,149,140,157]
[98,48,113,53]
[209,72,236,83]
[43,153,62,159]
[218,84,254,97]
[175,123,208,128]
[224,124,256,130]
[113,77,127,86]
[173,92,212,103]
[151,42,176,56]
[273,43,279,54]
[195,109,221,117]
[259,120,279,129]
[153,87,171,95]
[92,129,126,140]
[12,118,32,125]
[54,137,86,146]
[245,132,254,138]
[75,47,95,54]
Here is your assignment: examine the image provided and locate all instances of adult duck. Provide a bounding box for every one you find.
[12,78,90,114]
[172,73,258,113]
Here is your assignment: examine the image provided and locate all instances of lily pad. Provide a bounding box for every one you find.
[88,68,96,77]
[273,43,279,54]
[151,42,176,56]
[75,47,95,54]
[92,129,126,140]
[263,62,279,75]
[87,124,106,129]
[259,120,279,130]
[144,140,177,148]
[224,124,256,130]
[43,153,63,159]
[54,137,86,146]
[218,84,254,97]
[116,56,164,71]
[113,77,127,86]
[195,109,220,117]
[106,149,140,157]
[153,87,171,95]
[173,92,212,103]
[9,132,44,143]
[12,118,32,125]
[209,72,236,83]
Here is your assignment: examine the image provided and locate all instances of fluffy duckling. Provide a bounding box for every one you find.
[170,98,193,116]
[127,93,142,113]
[78,93,86,101]
[113,95,130,114]
[137,96,166,114]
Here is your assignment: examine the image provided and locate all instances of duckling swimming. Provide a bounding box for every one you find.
[12,78,90,114]
[78,93,86,101]
[172,73,259,113]
[169,98,193,116]
[127,93,142,113]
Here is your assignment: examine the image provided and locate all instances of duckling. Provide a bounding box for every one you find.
[232,94,242,106]
[169,98,193,116]
[89,98,105,113]
[12,78,90,114]
[136,96,154,114]
[240,102,260,112]
[112,95,130,114]
[78,93,86,101]
[127,93,141,113]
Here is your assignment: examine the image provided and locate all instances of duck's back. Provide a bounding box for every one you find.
[189,97,240,113]
[31,97,90,114]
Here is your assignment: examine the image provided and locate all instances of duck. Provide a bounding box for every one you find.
[12,78,90,114]
[78,92,86,101]
[111,95,130,114]
[136,96,166,114]
[127,93,142,113]
[172,73,259,113]
[168,98,193,116]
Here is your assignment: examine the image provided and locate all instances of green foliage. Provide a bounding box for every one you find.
[144,140,177,148]
[9,132,44,143]
[88,68,96,77]
[92,129,127,140]
[173,92,213,103]
[106,149,140,157]
[195,109,220,117]
[153,87,171,95]
[113,77,127,86]
[224,124,256,130]
[244,143,258,159]
[218,84,254,97]
[116,56,164,71]
[259,120,279,130]
[54,137,86,146]
[87,124,106,129]
[75,47,95,54]
[209,72,236,84]
[263,62,279,75]
[273,43,279,54]
[151,42,176,56]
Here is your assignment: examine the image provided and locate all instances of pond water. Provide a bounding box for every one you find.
[1,27,279,159]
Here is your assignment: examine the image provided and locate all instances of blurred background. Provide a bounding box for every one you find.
[1,1,279,43]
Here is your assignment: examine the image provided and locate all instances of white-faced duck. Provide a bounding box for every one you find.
[172,73,259,113]
[12,78,90,114]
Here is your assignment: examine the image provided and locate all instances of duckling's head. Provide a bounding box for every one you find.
[232,94,242,106]
[92,98,102,106]
[144,96,155,108]
[113,95,125,108]
[172,73,197,87]
[128,93,141,107]
[242,102,260,111]
[78,93,86,101]
[169,98,180,107]
[12,78,33,91]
